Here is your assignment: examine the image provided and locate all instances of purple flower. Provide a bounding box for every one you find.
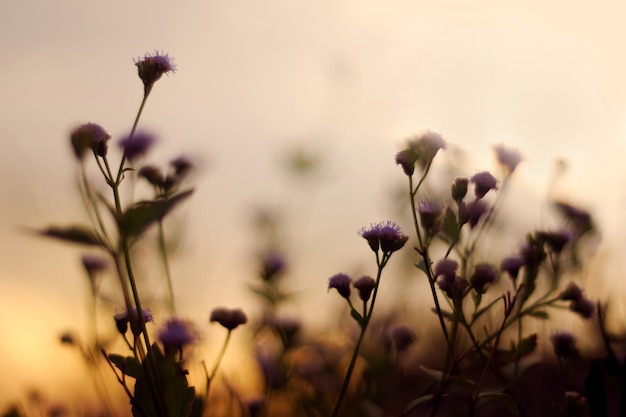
[493,144,523,175]
[328,273,352,299]
[536,230,573,254]
[261,253,287,282]
[438,275,468,300]
[389,325,417,353]
[395,149,419,176]
[470,263,498,293]
[434,258,458,280]
[470,171,498,199]
[114,308,154,336]
[170,155,194,178]
[118,131,156,163]
[81,254,108,276]
[418,201,443,234]
[135,51,176,92]
[451,177,469,201]
[570,296,595,319]
[358,221,408,254]
[550,331,578,359]
[408,131,447,167]
[157,317,198,354]
[500,256,525,281]
[210,307,248,330]
[352,276,376,302]
[70,123,111,159]
[559,282,583,301]
[554,201,594,235]
[463,199,489,228]
[139,165,166,188]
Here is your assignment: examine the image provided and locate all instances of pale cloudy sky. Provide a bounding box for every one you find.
[2,0,626,407]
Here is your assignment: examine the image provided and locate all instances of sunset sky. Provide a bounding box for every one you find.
[2,0,626,408]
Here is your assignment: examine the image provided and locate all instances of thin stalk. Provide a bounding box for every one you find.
[205,330,232,400]
[158,220,176,313]
[331,253,389,417]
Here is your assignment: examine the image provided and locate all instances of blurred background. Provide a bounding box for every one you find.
[2,0,626,409]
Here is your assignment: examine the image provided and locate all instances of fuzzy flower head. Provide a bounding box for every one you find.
[210,307,248,331]
[118,131,156,163]
[536,229,573,254]
[328,273,352,299]
[388,325,417,353]
[157,317,198,355]
[114,308,154,336]
[70,123,111,159]
[550,331,578,360]
[81,254,108,277]
[470,171,498,199]
[358,221,408,254]
[451,177,469,201]
[408,131,447,168]
[559,282,583,301]
[570,296,595,319]
[500,255,525,281]
[434,258,458,280]
[135,51,176,93]
[418,201,443,235]
[470,263,498,293]
[352,275,376,302]
[493,144,523,175]
[261,253,287,282]
[463,199,489,229]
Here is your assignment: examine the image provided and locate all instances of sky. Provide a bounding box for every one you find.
[2,0,626,409]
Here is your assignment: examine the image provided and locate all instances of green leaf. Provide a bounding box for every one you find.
[528,310,549,320]
[133,344,195,417]
[415,259,428,274]
[109,354,143,379]
[517,333,537,358]
[431,307,455,321]
[36,225,103,247]
[350,308,364,325]
[119,189,193,238]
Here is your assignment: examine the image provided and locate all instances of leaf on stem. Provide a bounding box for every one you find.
[109,354,143,379]
[133,344,195,417]
[119,189,194,238]
[35,225,104,247]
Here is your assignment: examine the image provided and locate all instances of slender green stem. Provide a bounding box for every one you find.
[158,220,176,314]
[331,254,389,417]
[205,330,232,401]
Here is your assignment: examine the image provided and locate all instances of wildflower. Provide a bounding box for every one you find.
[118,131,156,163]
[500,256,525,281]
[470,263,498,293]
[554,201,594,235]
[463,199,489,228]
[451,177,469,201]
[261,253,286,282]
[493,144,523,175]
[358,221,408,254]
[395,149,419,176]
[389,325,417,353]
[521,237,546,268]
[139,165,165,188]
[114,308,154,336]
[418,201,443,235]
[407,131,447,168]
[570,296,595,319]
[81,254,108,276]
[59,332,76,346]
[70,123,110,159]
[438,275,468,300]
[470,171,498,199]
[135,51,176,93]
[328,273,352,299]
[210,307,248,330]
[352,276,376,302]
[170,155,193,178]
[434,258,458,280]
[559,282,583,301]
[157,317,198,354]
[550,331,578,360]
[536,229,573,254]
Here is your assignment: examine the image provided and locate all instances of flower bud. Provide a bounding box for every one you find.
[451,177,469,201]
